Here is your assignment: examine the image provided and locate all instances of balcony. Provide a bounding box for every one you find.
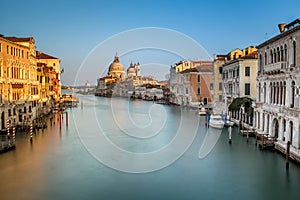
[262,104,285,114]
[264,61,287,73]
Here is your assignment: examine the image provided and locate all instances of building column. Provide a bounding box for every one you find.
[268,115,272,136]
[264,113,268,133]
[285,80,290,107]
[279,117,284,142]
[294,120,300,149]
[256,111,260,131]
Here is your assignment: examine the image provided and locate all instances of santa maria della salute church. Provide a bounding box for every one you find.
[95,54,163,97]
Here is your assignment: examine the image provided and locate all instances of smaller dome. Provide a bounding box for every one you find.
[127,67,136,73]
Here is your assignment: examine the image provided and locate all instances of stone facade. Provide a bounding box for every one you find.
[0,35,61,128]
[255,19,300,154]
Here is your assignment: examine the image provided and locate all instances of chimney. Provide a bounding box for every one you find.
[278,23,286,33]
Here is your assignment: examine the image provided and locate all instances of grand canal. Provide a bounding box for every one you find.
[0,94,300,200]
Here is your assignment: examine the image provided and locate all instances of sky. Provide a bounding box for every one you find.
[1,0,300,85]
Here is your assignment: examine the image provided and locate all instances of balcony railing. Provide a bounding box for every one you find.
[262,104,285,113]
[264,61,287,73]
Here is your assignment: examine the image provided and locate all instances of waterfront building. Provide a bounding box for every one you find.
[36,51,62,101]
[0,34,61,128]
[222,46,258,102]
[212,46,258,125]
[212,54,226,102]
[255,18,300,161]
[95,54,160,97]
[95,54,126,96]
[169,60,213,106]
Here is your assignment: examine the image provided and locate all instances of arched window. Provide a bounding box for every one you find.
[270,49,273,63]
[284,44,287,61]
[280,46,284,61]
[264,82,266,102]
[293,41,296,67]
[264,52,267,65]
[197,87,200,95]
[274,49,277,63]
[259,54,262,72]
[277,47,280,62]
[258,83,261,102]
[276,82,280,104]
[291,81,295,108]
[270,83,273,104]
[280,82,283,105]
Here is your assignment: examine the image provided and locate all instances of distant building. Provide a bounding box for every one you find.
[95,54,160,97]
[169,60,213,106]
[255,18,300,161]
[95,54,126,96]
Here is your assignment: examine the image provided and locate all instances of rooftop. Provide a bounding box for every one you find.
[36,51,58,59]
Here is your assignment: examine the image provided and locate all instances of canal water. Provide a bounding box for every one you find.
[0,94,299,200]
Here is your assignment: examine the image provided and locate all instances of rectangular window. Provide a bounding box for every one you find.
[197,74,200,82]
[7,45,9,54]
[218,67,222,74]
[245,66,250,76]
[245,83,250,95]
[186,88,188,94]
[237,68,239,77]
[219,82,222,91]
[219,95,222,101]
[53,63,56,66]
[0,43,2,52]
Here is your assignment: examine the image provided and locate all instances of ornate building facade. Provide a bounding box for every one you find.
[95,54,160,97]
[255,18,300,159]
[0,34,61,128]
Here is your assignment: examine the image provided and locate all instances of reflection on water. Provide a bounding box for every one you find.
[0,95,299,200]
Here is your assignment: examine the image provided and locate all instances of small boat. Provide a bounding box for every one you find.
[199,107,206,115]
[198,103,206,116]
[60,94,79,107]
[209,114,225,129]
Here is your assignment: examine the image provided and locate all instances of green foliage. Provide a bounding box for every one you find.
[228,97,253,117]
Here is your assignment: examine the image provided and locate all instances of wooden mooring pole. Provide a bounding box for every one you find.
[66,112,68,127]
[286,141,290,169]
[228,126,232,144]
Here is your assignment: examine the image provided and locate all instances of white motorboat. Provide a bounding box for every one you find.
[198,103,206,116]
[209,114,225,129]
[199,107,206,115]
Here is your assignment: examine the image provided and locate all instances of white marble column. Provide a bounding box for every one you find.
[279,117,284,141]
[268,115,272,136]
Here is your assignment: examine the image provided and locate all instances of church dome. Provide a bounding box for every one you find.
[127,62,136,74]
[109,54,124,72]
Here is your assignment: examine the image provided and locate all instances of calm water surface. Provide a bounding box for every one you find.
[0,94,299,200]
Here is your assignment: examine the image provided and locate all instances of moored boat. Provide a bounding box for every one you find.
[209,114,225,129]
